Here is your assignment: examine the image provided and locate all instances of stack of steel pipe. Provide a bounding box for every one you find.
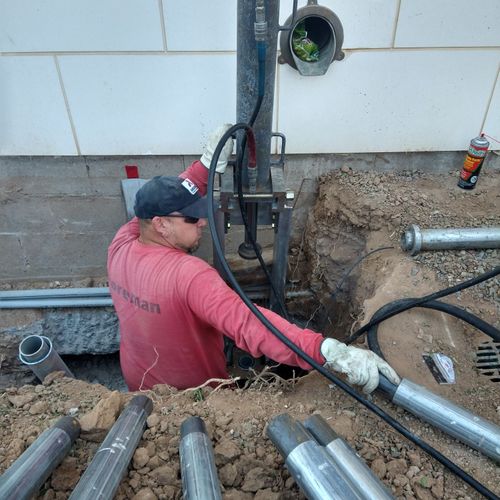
[69,395,153,500]
[267,413,394,500]
[179,416,222,500]
[0,416,80,500]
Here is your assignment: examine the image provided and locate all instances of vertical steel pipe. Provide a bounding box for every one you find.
[179,416,222,500]
[0,417,80,500]
[386,379,500,462]
[267,414,360,499]
[303,414,394,500]
[18,335,74,381]
[400,224,500,255]
[69,395,153,499]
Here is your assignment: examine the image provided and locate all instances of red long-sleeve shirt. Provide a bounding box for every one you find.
[107,161,325,390]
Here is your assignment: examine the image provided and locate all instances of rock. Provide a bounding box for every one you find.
[29,400,49,415]
[146,413,160,428]
[386,458,408,478]
[214,439,241,465]
[133,447,150,469]
[8,393,36,407]
[241,467,275,492]
[223,491,253,500]
[149,464,178,486]
[43,371,66,385]
[8,437,25,457]
[132,488,158,500]
[370,458,387,479]
[219,463,239,487]
[78,391,122,441]
[431,476,445,498]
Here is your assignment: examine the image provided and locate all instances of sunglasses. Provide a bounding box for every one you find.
[166,214,200,224]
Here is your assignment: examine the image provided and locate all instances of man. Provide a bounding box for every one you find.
[108,125,400,393]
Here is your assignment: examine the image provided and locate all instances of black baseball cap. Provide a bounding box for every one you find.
[134,176,208,219]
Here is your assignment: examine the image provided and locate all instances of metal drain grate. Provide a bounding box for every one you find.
[476,341,500,382]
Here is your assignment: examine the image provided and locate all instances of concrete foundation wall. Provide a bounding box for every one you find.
[1,152,499,283]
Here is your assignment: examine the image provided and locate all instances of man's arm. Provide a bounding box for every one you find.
[108,217,140,261]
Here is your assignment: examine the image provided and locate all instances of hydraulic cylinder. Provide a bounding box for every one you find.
[378,377,500,463]
[267,413,360,500]
[401,224,500,255]
[303,414,394,500]
[179,416,222,500]
[0,416,80,500]
[69,395,153,499]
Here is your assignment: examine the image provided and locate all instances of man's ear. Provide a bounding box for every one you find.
[151,216,170,234]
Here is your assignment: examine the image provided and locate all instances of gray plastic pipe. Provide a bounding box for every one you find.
[179,416,222,500]
[267,414,361,500]
[0,416,80,500]
[303,414,394,500]
[401,224,500,255]
[378,377,500,463]
[69,395,153,500]
[18,335,74,381]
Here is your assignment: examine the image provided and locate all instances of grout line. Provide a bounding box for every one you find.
[1,46,499,57]
[479,63,500,135]
[54,55,81,155]
[391,0,402,48]
[158,0,168,51]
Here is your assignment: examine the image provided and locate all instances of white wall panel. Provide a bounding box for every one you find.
[0,57,77,155]
[163,0,237,51]
[277,49,500,153]
[279,0,398,48]
[58,54,236,155]
[483,72,500,150]
[395,0,500,47]
[0,0,163,52]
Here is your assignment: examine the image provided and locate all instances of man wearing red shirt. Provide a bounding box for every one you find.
[108,126,399,393]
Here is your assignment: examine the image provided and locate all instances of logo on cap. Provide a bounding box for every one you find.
[181,178,199,195]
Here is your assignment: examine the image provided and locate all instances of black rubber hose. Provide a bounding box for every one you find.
[346,266,500,345]
[207,125,499,500]
[366,298,500,359]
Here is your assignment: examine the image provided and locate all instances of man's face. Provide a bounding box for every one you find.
[158,214,207,253]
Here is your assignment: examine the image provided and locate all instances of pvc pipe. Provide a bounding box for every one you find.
[18,335,74,381]
[380,378,500,463]
[69,395,153,500]
[0,416,80,500]
[0,287,110,300]
[303,414,394,500]
[1,298,113,309]
[267,414,360,500]
[179,417,222,500]
[401,224,500,255]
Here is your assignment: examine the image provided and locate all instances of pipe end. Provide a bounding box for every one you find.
[129,395,154,416]
[180,416,207,438]
[54,416,81,443]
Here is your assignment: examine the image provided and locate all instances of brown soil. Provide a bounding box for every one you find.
[1,168,499,499]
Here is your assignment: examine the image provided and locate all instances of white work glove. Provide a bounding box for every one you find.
[321,338,400,394]
[200,124,234,174]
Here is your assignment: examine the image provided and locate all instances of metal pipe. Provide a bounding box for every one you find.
[69,395,153,500]
[18,335,74,381]
[2,298,113,309]
[400,224,500,255]
[0,287,110,300]
[179,416,222,500]
[378,378,500,463]
[0,416,80,500]
[267,414,361,500]
[303,414,394,500]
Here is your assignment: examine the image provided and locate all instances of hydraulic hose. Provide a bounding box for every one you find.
[366,298,500,360]
[207,125,499,500]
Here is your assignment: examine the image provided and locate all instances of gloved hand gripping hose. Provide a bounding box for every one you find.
[207,125,499,500]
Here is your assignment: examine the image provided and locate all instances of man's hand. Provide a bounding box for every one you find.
[200,124,234,174]
[321,338,400,394]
